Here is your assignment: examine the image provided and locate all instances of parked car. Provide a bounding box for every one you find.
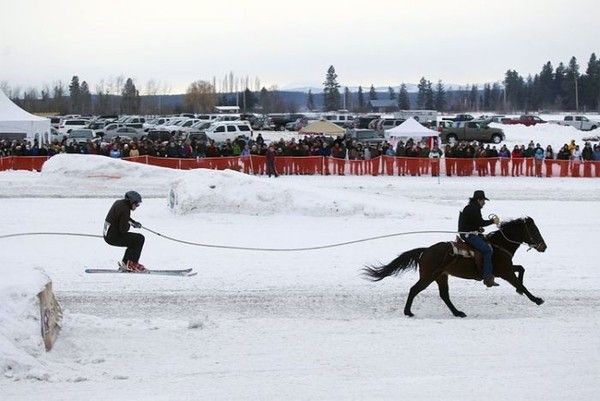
[557,115,600,131]
[59,119,89,134]
[142,117,171,131]
[203,121,253,143]
[122,116,146,129]
[442,114,475,123]
[49,116,61,129]
[103,127,144,140]
[370,118,405,131]
[67,129,98,144]
[146,130,173,142]
[502,115,546,126]
[440,121,505,144]
[347,129,385,144]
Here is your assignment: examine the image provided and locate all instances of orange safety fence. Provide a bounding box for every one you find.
[1,155,600,178]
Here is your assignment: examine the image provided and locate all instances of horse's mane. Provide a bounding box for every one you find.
[498,217,531,229]
[488,217,531,241]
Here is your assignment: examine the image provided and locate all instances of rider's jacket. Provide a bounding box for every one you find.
[458,200,494,239]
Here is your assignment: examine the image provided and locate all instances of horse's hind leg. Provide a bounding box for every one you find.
[513,265,525,294]
[498,270,544,305]
[404,277,434,317]
[436,274,466,318]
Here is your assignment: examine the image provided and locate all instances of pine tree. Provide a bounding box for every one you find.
[469,84,478,110]
[416,77,428,109]
[80,81,92,115]
[52,82,68,114]
[343,87,352,110]
[306,89,315,111]
[582,53,600,110]
[482,83,491,110]
[564,56,580,110]
[388,86,396,100]
[490,82,502,111]
[121,78,141,114]
[398,83,410,110]
[243,88,258,112]
[368,84,377,100]
[554,62,567,109]
[434,80,446,111]
[424,80,434,110]
[357,86,365,111]
[68,76,81,114]
[322,65,341,111]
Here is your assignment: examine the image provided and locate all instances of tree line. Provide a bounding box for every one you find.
[3,52,600,115]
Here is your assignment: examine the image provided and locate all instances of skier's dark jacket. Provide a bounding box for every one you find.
[458,199,494,239]
[104,199,132,238]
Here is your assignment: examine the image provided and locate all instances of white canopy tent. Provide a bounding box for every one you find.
[0,90,51,143]
[384,117,439,141]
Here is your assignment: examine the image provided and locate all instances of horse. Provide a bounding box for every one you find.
[363,217,547,317]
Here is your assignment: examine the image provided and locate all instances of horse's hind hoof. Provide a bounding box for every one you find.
[404,311,414,317]
[454,311,467,318]
[535,298,545,305]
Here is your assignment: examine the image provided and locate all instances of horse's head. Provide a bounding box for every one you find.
[522,217,547,252]
[499,217,547,252]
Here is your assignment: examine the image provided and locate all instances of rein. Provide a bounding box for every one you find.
[495,219,542,252]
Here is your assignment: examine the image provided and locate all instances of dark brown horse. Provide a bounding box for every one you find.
[363,217,547,317]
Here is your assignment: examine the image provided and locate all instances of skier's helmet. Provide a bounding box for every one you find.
[125,190,142,205]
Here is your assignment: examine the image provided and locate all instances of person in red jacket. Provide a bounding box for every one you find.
[511,145,523,176]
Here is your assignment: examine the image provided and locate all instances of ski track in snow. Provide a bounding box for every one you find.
[1,157,600,401]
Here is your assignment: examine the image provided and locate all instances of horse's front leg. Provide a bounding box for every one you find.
[513,264,525,294]
[498,270,544,305]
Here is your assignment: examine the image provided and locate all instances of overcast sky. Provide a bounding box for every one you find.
[1,0,599,94]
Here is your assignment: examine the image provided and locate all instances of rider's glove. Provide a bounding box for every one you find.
[130,220,142,229]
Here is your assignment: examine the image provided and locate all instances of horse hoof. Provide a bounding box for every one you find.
[455,311,467,318]
[405,311,414,317]
[536,298,545,305]
[516,289,524,295]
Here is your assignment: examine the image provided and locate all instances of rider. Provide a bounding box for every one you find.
[103,190,147,272]
[458,190,500,287]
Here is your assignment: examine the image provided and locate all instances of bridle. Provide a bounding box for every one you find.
[495,217,544,252]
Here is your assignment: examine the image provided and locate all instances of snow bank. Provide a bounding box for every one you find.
[41,154,179,181]
[168,168,404,217]
[491,122,596,149]
[0,266,51,380]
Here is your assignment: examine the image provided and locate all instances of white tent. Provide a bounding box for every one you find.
[0,90,51,143]
[384,117,439,141]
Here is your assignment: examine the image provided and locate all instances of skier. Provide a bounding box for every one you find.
[103,190,146,272]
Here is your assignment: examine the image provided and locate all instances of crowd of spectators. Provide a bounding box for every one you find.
[2,134,600,178]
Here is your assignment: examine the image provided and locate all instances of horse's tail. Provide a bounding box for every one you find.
[362,247,426,282]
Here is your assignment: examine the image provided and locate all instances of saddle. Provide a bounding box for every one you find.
[450,236,484,274]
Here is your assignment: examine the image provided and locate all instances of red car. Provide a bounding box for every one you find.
[502,115,546,126]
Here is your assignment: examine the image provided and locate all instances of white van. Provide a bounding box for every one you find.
[204,121,252,143]
[59,119,89,134]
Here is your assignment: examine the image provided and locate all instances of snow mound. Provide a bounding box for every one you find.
[41,154,180,181]
[168,169,400,217]
[491,122,596,149]
[0,266,51,379]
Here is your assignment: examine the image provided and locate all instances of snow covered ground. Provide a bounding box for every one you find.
[1,155,599,400]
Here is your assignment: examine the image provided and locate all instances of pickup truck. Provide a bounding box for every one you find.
[502,115,545,126]
[439,121,505,144]
[441,114,475,122]
[558,115,600,131]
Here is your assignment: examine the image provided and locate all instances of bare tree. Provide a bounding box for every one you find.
[184,80,217,113]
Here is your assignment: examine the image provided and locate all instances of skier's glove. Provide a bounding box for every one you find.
[130,220,142,229]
